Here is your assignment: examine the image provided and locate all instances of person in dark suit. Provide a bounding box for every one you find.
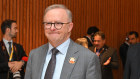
[0,20,27,79]
[89,31,119,79]
[123,43,140,79]
[120,31,139,68]
[25,4,101,79]
[83,26,99,48]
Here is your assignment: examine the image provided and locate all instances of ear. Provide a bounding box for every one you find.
[6,28,10,33]
[68,22,73,32]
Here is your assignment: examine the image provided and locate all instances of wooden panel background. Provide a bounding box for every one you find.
[0,0,140,79]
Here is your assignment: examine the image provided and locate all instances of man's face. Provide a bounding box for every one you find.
[93,35,105,49]
[9,23,18,38]
[43,8,73,45]
[128,34,138,44]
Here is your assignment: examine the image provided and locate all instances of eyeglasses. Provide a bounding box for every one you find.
[43,22,70,30]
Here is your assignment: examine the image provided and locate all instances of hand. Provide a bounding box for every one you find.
[10,61,24,73]
[8,62,15,70]
[103,57,111,66]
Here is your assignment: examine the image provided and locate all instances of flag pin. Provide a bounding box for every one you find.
[69,57,76,64]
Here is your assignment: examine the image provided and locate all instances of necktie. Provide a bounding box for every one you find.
[44,48,59,79]
[8,42,12,55]
[96,49,100,57]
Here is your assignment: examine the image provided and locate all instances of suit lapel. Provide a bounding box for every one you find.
[100,46,109,65]
[60,40,79,79]
[38,44,49,79]
[0,40,9,61]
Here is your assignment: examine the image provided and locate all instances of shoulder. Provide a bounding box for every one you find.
[30,44,48,52]
[104,46,117,56]
[120,43,129,48]
[127,43,140,55]
[29,44,48,55]
[13,42,23,48]
[71,41,96,58]
[72,42,99,64]
[107,47,116,52]
[129,43,140,49]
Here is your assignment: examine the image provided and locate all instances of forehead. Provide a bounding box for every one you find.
[44,8,68,22]
[11,23,17,27]
[129,34,136,38]
[94,35,102,40]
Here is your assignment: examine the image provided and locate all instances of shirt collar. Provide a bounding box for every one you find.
[3,38,13,46]
[48,38,70,55]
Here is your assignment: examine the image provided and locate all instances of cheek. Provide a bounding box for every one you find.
[94,42,97,45]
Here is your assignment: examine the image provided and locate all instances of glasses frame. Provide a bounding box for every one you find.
[43,22,70,30]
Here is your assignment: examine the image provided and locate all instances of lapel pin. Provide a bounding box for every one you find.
[69,57,76,64]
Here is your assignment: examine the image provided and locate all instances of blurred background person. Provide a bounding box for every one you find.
[123,31,139,79]
[75,38,88,48]
[0,19,27,79]
[119,31,139,69]
[124,43,140,79]
[83,26,99,48]
[89,31,119,79]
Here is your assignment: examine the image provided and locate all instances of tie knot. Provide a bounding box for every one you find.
[52,48,59,55]
[8,42,12,46]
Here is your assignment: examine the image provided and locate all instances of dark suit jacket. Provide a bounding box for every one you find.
[119,42,129,68]
[124,43,140,79]
[0,40,27,79]
[83,36,93,47]
[89,45,119,79]
[25,40,101,79]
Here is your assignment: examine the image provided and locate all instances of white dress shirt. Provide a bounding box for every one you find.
[41,38,70,79]
[3,38,13,53]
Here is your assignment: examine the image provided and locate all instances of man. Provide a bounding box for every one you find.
[119,31,139,68]
[25,4,101,79]
[123,43,140,79]
[89,31,118,79]
[0,20,27,79]
[83,26,99,47]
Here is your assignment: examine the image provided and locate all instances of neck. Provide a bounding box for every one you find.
[3,35,12,41]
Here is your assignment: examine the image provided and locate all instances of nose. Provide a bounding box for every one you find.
[94,41,98,44]
[129,40,132,43]
[50,24,56,31]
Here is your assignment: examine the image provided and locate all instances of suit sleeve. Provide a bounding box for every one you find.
[86,54,101,79]
[24,50,34,79]
[119,44,126,66]
[0,61,9,72]
[17,45,27,70]
[0,47,10,72]
[18,45,27,59]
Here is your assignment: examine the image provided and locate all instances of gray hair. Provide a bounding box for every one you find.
[44,4,72,22]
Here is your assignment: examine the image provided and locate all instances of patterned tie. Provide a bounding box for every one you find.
[44,48,59,79]
[8,42,12,55]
